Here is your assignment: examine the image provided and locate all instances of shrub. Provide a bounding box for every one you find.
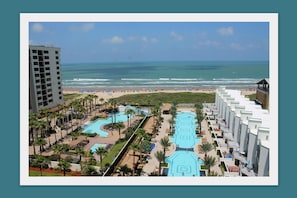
[49,154,60,161]
[65,156,73,163]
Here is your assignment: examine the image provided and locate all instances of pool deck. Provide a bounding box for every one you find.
[142,106,224,176]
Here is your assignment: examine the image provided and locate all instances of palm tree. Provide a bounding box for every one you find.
[154,150,165,176]
[52,144,64,160]
[34,137,47,153]
[99,98,104,107]
[114,122,125,140]
[76,147,85,172]
[200,142,213,160]
[32,155,50,176]
[130,143,140,175]
[29,113,39,145]
[95,147,108,172]
[82,165,98,176]
[160,137,171,156]
[195,103,204,133]
[48,111,58,144]
[109,98,117,126]
[136,128,149,161]
[168,119,175,134]
[204,155,216,175]
[126,108,135,127]
[58,158,71,176]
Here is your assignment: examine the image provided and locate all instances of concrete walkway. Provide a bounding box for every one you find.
[142,114,173,175]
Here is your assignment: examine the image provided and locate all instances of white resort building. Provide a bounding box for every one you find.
[213,87,270,176]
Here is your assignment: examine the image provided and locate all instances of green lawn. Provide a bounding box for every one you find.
[63,93,83,102]
[101,141,127,167]
[29,170,63,176]
[246,93,256,101]
[115,92,216,106]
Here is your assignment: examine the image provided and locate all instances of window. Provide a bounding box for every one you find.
[33,56,38,59]
[37,91,41,95]
[34,68,39,71]
[59,96,62,100]
[44,56,49,59]
[48,94,52,98]
[32,50,37,53]
[58,82,61,85]
[38,102,43,106]
[37,97,42,100]
[55,51,58,54]
[44,50,48,54]
[36,85,41,89]
[46,78,51,81]
[56,61,59,64]
[45,67,50,70]
[49,99,53,103]
[46,83,52,87]
[56,66,60,70]
[57,72,60,75]
[33,62,38,65]
[46,72,50,76]
[35,80,40,83]
[45,61,50,65]
[34,74,39,77]
[57,76,60,80]
[56,56,59,59]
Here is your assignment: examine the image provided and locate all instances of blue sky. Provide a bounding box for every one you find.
[29,22,269,63]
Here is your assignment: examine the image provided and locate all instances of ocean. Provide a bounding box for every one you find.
[61,61,269,89]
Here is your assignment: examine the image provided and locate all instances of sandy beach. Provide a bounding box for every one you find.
[63,86,257,101]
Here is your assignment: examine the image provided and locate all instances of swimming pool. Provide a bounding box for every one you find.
[90,143,107,153]
[83,111,130,137]
[166,151,203,176]
[170,112,200,148]
[166,111,201,176]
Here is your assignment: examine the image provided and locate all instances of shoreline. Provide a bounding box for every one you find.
[62,86,257,101]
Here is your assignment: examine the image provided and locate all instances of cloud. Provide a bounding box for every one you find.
[194,40,220,49]
[229,43,244,50]
[199,40,220,47]
[82,23,94,32]
[150,37,158,43]
[128,36,158,43]
[32,23,44,33]
[170,31,183,41]
[141,36,148,42]
[217,27,234,36]
[69,23,95,32]
[103,36,124,44]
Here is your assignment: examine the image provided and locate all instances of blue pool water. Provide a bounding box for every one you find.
[83,111,130,137]
[90,143,107,153]
[166,111,201,176]
[170,112,200,148]
[166,151,203,176]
